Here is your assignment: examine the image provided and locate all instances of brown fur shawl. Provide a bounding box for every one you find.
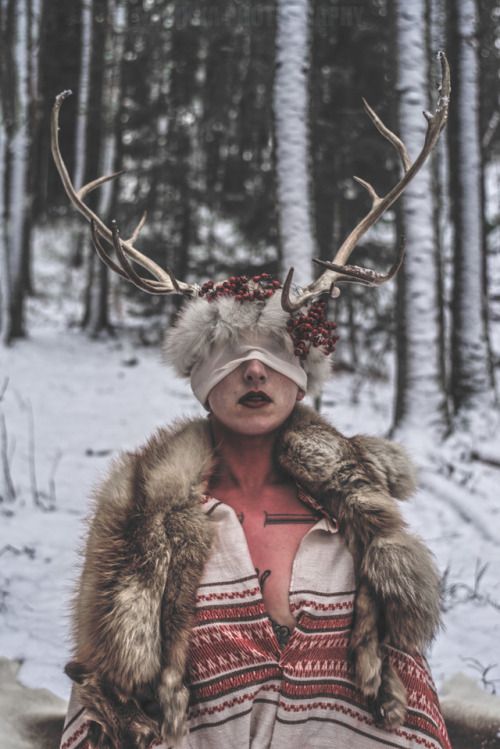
[66,404,441,748]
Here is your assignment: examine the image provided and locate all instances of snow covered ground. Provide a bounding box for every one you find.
[1,224,499,705]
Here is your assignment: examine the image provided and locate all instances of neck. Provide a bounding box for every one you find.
[208,418,284,495]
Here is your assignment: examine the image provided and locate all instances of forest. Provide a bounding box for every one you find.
[0,0,498,437]
[1,1,500,746]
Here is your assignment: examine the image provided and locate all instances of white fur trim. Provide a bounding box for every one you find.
[163,294,333,395]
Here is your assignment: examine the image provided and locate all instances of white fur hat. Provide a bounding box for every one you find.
[163,290,334,396]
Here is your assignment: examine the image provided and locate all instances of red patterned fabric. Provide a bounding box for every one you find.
[59,494,451,749]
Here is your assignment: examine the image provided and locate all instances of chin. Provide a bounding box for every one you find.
[228,407,292,436]
[236,420,280,436]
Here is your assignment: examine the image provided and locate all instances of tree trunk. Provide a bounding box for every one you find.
[0,100,9,346]
[0,0,10,345]
[274,0,315,286]
[449,0,496,429]
[162,3,199,294]
[84,0,125,338]
[0,0,8,342]
[23,0,43,296]
[71,0,93,268]
[392,0,448,438]
[429,0,451,419]
[6,0,30,342]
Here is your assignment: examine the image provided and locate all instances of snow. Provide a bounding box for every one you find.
[0,329,203,698]
[440,673,500,729]
[0,657,66,749]
[0,223,499,710]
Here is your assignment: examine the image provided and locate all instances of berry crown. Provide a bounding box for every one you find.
[199,273,338,360]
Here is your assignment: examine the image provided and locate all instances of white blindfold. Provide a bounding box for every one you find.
[190,339,308,407]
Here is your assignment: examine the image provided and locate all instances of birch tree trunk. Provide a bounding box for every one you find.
[274,0,315,286]
[0,82,9,347]
[71,0,93,267]
[84,0,125,337]
[392,0,448,438]
[449,0,496,429]
[6,0,30,341]
[28,0,41,97]
[0,0,9,344]
[429,0,450,415]
[23,0,43,294]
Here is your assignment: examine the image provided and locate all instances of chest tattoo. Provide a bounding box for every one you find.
[270,618,292,649]
[255,567,272,590]
[236,511,315,527]
[263,511,317,526]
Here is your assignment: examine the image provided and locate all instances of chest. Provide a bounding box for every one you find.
[210,485,317,624]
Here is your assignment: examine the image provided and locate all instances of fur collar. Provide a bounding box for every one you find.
[96,403,416,525]
[67,404,417,746]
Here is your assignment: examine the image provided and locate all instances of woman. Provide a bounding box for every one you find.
[54,55,451,746]
[59,280,450,749]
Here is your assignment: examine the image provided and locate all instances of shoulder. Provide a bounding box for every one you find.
[280,404,417,500]
[90,416,215,522]
[350,433,417,500]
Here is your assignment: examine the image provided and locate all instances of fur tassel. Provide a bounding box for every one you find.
[70,419,214,744]
[277,405,441,730]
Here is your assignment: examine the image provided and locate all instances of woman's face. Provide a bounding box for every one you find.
[207,358,305,436]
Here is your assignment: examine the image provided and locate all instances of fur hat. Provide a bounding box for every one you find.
[163,276,337,396]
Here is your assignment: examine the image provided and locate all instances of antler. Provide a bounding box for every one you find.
[282,51,451,312]
[51,90,199,296]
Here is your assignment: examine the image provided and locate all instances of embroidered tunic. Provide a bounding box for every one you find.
[60,493,451,749]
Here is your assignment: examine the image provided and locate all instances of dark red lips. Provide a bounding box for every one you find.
[238,390,272,406]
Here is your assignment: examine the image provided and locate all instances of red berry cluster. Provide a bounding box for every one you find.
[286,301,339,359]
[198,274,338,360]
[199,273,282,302]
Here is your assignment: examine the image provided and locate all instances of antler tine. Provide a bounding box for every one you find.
[281,52,450,312]
[109,221,181,294]
[90,220,130,280]
[51,91,198,297]
[77,171,124,201]
[281,268,298,313]
[127,211,147,245]
[362,98,412,173]
[313,237,405,286]
[91,219,178,293]
[89,203,174,292]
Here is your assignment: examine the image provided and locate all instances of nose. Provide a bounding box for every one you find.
[243,358,268,386]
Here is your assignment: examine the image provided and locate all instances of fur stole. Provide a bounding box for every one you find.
[66,404,440,748]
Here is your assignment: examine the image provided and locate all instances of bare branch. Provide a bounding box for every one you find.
[0,378,8,403]
[0,413,16,504]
